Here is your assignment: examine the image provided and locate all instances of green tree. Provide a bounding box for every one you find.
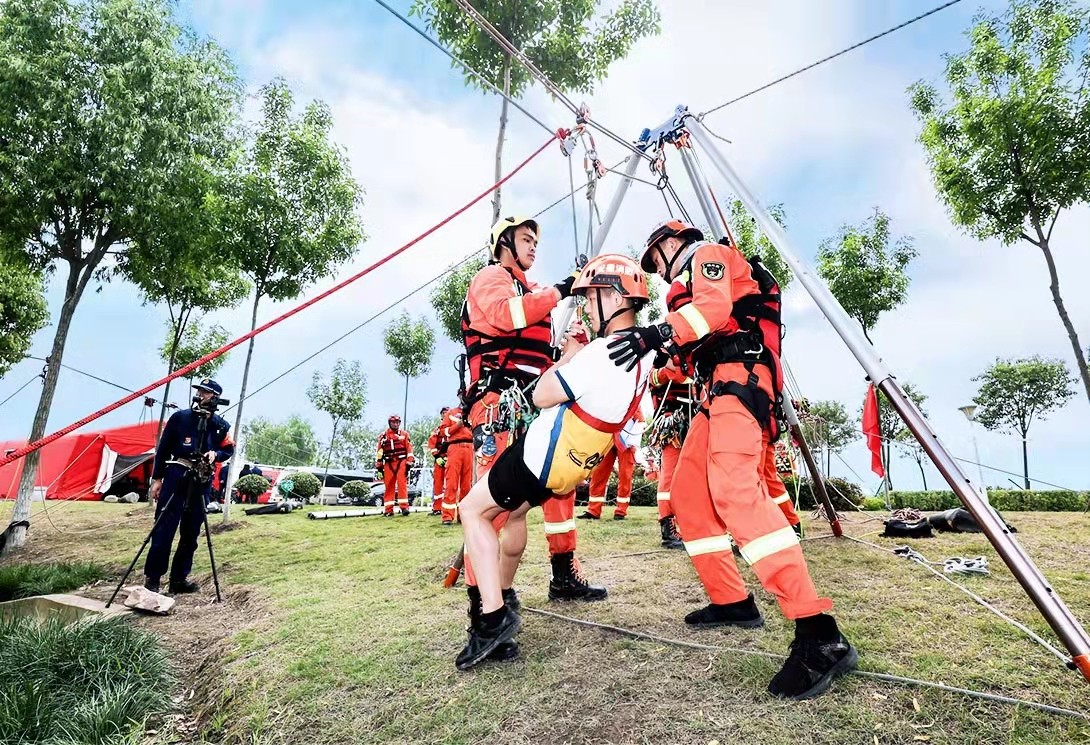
[817,209,917,343]
[307,359,367,481]
[383,311,436,423]
[409,414,442,467]
[430,252,487,343]
[0,253,48,376]
[0,0,240,550]
[622,246,662,325]
[798,399,856,474]
[910,0,1090,405]
[242,415,320,467]
[224,78,365,453]
[411,0,660,221]
[730,199,793,290]
[160,319,231,391]
[972,356,1076,489]
[124,161,249,437]
[323,421,380,470]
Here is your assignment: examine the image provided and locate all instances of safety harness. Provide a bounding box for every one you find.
[459,267,556,414]
[669,245,785,436]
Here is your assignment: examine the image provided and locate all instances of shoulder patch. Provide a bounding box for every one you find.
[700,261,725,281]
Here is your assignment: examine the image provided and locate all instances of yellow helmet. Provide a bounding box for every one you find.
[490,216,540,259]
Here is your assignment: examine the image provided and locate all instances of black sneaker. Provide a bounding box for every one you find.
[143,576,160,593]
[455,608,521,671]
[768,614,858,700]
[429,510,442,516]
[548,552,608,602]
[613,513,626,521]
[684,593,764,628]
[466,586,521,663]
[400,509,410,516]
[168,578,200,594]
[576,511,599,520]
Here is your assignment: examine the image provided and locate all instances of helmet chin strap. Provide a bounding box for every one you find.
[594,293,632,337]
[659,240,702,282]
[502,242,530,272]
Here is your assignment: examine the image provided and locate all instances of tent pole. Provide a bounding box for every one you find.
[686,114,1090,682]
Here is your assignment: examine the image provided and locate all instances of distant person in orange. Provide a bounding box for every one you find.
[647,360,692,549]
[376,415,414,516]
[428,408,450,515]
[439,406,474,526]
[605,220,856,700]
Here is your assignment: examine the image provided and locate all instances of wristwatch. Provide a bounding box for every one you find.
[655,322,674,346]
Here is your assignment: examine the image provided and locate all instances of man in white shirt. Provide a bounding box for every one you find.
[454,254,654,670]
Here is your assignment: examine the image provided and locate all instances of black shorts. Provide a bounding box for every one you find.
[487,435,552,511]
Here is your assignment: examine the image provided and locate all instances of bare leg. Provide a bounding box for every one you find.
[499,506,530,589]
[459,479,525,614]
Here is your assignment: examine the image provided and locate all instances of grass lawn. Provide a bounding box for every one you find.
[2,500,1089,744]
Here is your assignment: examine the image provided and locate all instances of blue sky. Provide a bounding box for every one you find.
[2,0,1088,495]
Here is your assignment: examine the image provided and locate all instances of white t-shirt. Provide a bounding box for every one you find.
[521,336,654,494]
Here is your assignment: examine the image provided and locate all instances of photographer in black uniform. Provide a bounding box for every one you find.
[143,379,234,594]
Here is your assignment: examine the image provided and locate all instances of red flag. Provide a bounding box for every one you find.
[862,384,885,478]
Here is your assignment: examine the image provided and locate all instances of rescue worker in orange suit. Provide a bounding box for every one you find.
[604,220,857,700]
[376,415,414,516]
[647,361,692,549]
[577,411,640,520]
[440,406,474,526]
[460,215,606,634]
[764,439,801,532]
[428,407,450,515]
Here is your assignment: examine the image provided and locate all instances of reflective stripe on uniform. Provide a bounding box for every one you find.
[616,497,630,503]
[588,496,607,503]
[677,304,711,338]
[656,491,670,502]
[441,502,457,510]
[771,493,790,505]
[739,526,799,565]
[683,534,734,557]
[543,519,576,534]
[508,296,528,329]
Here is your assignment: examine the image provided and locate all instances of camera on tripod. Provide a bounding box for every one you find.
[191,394,230,412]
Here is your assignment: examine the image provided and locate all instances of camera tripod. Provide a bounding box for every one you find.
[106,400,224,607]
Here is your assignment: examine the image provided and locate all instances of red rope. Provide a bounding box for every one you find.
[0,133,558,469]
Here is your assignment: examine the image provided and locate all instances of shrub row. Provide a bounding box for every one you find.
[892,489,1088,512]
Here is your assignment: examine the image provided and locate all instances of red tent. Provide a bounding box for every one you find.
[0,422,158,501]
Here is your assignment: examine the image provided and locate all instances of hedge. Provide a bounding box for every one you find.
[781,476,864,510]
[279,471,321,500]
[342,480,370,499]
[892,489,1088,512]
[235,474,271,500]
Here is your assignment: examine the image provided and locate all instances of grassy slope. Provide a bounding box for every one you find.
[2,501,1089,745]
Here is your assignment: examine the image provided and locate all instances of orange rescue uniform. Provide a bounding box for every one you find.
[428,424,447,513]
[440,408,474,523]
[664,241,831,620]
[648,365,694,521]
[376,428,414,515]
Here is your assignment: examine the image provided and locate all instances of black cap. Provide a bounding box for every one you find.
[192,378,223,396]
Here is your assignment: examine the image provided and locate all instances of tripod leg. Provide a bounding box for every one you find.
[199,493,223,603]
[106,490,180,608]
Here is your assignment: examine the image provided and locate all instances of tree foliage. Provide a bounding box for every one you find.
[729,199,793,291]
[159,319,231,387]
[0,0,242,549]
[430,252,487,343]
[279,470,321,501]
[411,0,660,219]
[797,399,855,473]
[323,421,380,470]
[0,253,48,376]
[242,415,320,467]
[384,311,436,379]
[817,209,917,342]
[972,355,1075,488]
[224,78,365,444]
[857,382,927,490]
[409,414,442,464]
[234,474,270,500]
[910,0,1090,404]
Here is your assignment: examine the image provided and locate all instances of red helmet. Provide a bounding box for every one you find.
[388,414,401,427]
[572,254,649,303]
[640,219,704,273]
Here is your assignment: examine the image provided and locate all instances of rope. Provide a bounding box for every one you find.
[522,606,1089,721]
[0,134,558,470]
[699,0,964,118]
[26,356,135,395]
[368,0,553,135]
[843,535,1071,665]
[567,154,580,262]
[0,375,40,411]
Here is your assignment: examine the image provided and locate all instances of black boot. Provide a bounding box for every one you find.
[168,577,200,594]
[143,576,160,593]
[659,517,684,549]
[576,511,598,520]
[684,593,764,628]
[768,614,857,700]
[466,586,519,663]
[455,607,521,671]
[548,552,607,602]
[612,513,626,521]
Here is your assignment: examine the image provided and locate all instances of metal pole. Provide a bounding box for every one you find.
[553,153,641,342]
[222,437,244,522]
[678,148,723,234]
[687,116,1090,682]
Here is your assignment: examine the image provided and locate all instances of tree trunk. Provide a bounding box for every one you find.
[321,418,339,503]
[5,259,92,552]
[1022,436,1030,491]
[1037,238,1090,405]
[491,55,512,224]
[156,308,190,443]
[403,374,410,425]
[916,457,928,491]
[231,293,263,477]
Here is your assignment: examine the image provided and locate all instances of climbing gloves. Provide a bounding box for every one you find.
[607,324,666,371]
